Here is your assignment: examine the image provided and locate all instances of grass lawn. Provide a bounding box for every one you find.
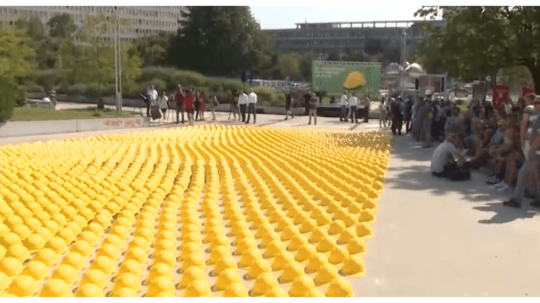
[11,107,135,121]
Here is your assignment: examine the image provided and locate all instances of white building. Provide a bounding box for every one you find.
[0,6,187,42]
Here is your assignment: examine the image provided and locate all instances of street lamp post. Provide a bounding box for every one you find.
[113,7,122,115]
[401,29,407,96]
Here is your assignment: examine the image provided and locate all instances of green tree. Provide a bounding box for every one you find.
[341,51,371,62]
[327,53,339,61]
[279,53,300,79]
[415,6,540,93]
[48,13,77,40]
[299,52,318,81]
[133,31,173,67]
[169,6,274,77]
[0,26,35,79]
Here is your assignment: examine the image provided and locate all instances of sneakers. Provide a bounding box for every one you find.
[497,183,512,193]
[490,180,506,189]
[486,176,502,185]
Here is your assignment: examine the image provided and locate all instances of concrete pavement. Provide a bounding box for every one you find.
[355,135,540,297]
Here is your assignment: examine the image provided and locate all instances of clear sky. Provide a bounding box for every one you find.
[250,6,432,30]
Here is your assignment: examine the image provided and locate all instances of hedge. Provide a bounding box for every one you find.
[0,77,24,122]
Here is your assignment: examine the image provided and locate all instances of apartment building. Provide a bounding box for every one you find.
[263,20,445,56]
[0,6,187,42]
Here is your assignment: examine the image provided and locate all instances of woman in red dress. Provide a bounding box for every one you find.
[184,90,194,125]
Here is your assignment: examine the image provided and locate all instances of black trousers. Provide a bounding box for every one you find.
[176,107,185,124]
[432,162,471,181]
[246,103,256,123]
[404,119,411,134]
[146,101,150,117]
[392,117,403,134]
[240,104,247,122]
[364,109,369,122]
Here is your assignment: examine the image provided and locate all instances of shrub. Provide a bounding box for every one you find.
[22,82,45,93]
[97,98,105,110]
[67,84,88,96]
[123,82,141,99]
[28,69,69,91]
[149,78,167,92]
[455,99,466,106]
[252,87,275,104]
[0,77,24,122]
[102,84,116,97]
[220,78,245,93]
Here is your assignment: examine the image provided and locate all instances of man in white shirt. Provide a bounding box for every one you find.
[349,93,359,123]
[246,89,258,124]
[431,132,470,181]
[148,85,158,106]
[340,91,348,122]
[238,90,248,122]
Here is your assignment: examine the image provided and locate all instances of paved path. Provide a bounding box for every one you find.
[355,135,540,296]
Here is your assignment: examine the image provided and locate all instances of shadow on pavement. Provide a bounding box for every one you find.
[387,135,540,224]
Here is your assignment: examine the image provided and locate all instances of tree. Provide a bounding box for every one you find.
[133,32,173,67]
[48,13,77,40]
[168,6,271,77]
[341,51,371,62]
[279,53,300,79]
[0,26,35,79]
[299,52,318,81]
[415,6,540,93]
[327,53,339,61]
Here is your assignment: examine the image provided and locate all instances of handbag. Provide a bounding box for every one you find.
[151,105,162,120]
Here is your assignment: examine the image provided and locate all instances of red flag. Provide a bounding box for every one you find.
[492,85,509,108]
[522,86,534,98]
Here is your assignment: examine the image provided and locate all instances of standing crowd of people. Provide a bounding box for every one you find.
[338,91,371,123]
[141,84,221,125]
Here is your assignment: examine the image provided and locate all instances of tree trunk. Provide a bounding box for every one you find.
[528,65,540,95]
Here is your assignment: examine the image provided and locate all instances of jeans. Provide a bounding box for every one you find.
[511,159,540,202]
[350,106,357,122]
[240,104,247,122]
[246,103,256,123]
[309,108,317,124]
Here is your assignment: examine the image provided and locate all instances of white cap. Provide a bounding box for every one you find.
[425,90,432,95]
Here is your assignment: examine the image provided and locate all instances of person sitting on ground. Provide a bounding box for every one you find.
[471,115,504,168]
[431,132,471,181]
[502,94,540,208]
[490,125,523,192]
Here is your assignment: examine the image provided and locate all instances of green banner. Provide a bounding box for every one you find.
[312,61,381,95]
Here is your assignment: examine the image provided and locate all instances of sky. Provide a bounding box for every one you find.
[250,6,432,30]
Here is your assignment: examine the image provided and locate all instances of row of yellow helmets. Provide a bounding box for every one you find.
[0,126,391,297]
